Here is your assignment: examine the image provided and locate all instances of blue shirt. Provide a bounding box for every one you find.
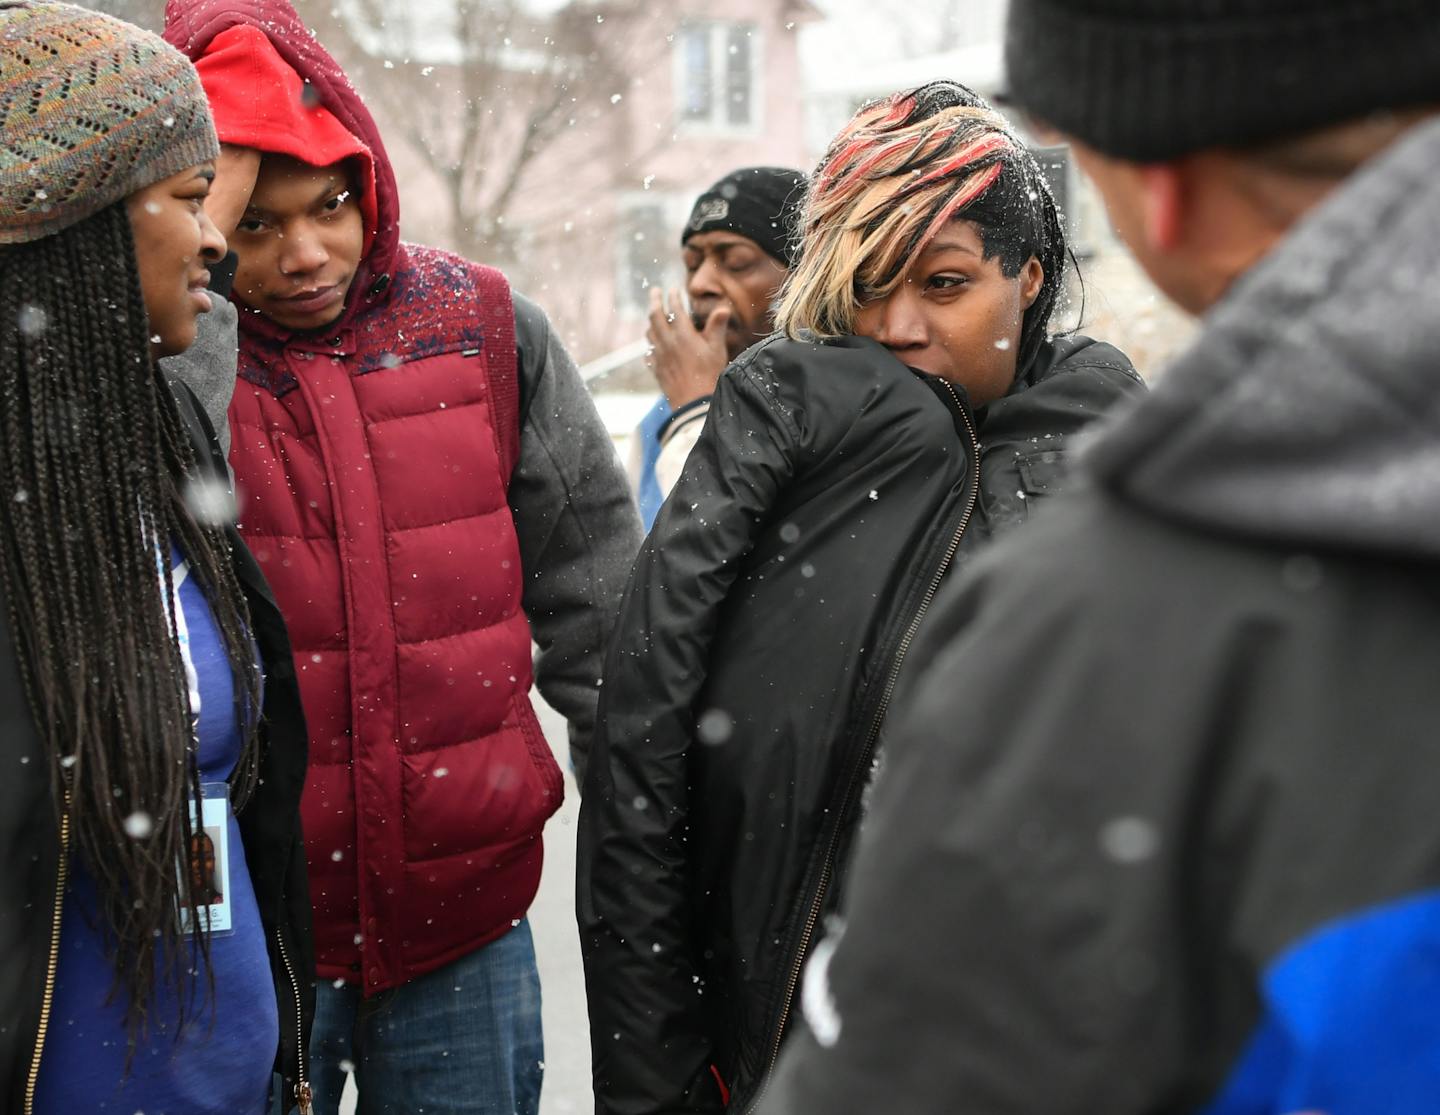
[636,396,672,531]
[33,548,278,1114]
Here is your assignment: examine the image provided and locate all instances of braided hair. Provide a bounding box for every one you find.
[0,201,262,1038]
[777,80,1068,377]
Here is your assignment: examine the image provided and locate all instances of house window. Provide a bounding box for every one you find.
[618,201,669,315]
[724,25,753,126]
[677,21,759,131]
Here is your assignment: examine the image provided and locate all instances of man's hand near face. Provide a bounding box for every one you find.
[205,144,261,241]
[645,286,731,410]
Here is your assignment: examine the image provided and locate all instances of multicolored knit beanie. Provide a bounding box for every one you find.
[0,0,218,244]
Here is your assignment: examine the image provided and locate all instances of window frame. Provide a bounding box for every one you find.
[614,191,691,320]
[672,19,764,138]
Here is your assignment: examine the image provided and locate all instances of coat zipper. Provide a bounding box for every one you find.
[24,812,312,1115]
[24,806,69,1115]
[275,923,314,1115]
[744,382,979,1113]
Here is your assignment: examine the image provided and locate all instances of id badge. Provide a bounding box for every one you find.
[181,782,235,937]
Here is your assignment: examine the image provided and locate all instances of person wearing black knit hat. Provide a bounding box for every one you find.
[630,166,804,528]
[756,4,1440,1115]
[685,165,805,267]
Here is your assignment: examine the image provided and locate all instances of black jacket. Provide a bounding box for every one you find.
[0,383,315,1114]
[756,117,1440,1115]
[577,331,1141,1114]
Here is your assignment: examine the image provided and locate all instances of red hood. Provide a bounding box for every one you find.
[164,0,401,335]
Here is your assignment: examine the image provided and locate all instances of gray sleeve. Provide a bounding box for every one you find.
[159,296,239,457]
[510,292,643,781]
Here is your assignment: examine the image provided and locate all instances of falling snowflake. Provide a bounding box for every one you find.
[16,304,46,337]
[123,811,154,839]
[1099,817,1159,864]
[697,708,733,745]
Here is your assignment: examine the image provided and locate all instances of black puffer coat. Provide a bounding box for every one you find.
[577,331,1141,1115]
[0,383,315,1115]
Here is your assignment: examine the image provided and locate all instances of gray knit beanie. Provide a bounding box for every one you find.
[0,0,218,244]
[1004,0,1440,162]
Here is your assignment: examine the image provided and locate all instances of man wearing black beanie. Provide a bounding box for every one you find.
[630,166,803,527]
[758,4,1440,1114]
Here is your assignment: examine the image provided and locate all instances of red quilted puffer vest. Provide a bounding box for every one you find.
[228,248,562,993]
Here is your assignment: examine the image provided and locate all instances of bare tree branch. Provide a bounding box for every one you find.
[289,0,663,268]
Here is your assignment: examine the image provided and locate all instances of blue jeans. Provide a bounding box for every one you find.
[309,919,544,1115]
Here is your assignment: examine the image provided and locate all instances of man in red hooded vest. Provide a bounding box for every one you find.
[164,4,641,1112]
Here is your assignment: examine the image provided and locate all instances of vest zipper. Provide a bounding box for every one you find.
[744,380,980,1113]
[275,922,313,1115]
[24,806,69,1115]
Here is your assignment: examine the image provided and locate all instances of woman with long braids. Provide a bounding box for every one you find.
[0,5,313,1114]
[579,81,1146,1113]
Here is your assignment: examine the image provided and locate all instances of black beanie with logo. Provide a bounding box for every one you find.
[682,166,806,267]
[1004,0,1440,162]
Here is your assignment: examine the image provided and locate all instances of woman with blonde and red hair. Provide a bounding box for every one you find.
[578,81,1144,1114]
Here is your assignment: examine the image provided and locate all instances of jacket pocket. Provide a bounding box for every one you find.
[1016,448,1068,500]
[518,700,565,803]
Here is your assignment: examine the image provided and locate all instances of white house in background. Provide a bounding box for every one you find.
[338,0,819,374]
[337,0,1189,387]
